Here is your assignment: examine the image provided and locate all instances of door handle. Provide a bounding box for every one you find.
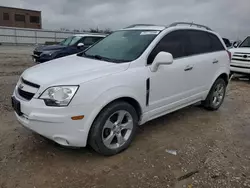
[212,59,219,64]
[184,65,193,71]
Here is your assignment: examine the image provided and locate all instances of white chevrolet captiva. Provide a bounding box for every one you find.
[12,22,230,155]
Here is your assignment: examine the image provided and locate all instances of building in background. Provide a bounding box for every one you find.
[0,6,41,29]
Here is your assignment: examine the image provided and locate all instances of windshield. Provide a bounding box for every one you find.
[239,37,250,47]
[82,30,160,62]
[60,36,82,46]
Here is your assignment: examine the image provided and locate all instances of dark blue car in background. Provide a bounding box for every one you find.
[32,34,106,63]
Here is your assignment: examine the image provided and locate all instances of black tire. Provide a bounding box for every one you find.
[88,101,138,156]
[203,78,226,111]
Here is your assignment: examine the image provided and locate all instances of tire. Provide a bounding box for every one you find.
[88,101,138,156]
[203,78,226,111]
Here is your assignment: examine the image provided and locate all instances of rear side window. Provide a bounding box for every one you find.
[187,30,211,55]
[222,38,231,48]
[210,34,225,51]
[147,30,189,64]
[188,30,225,55]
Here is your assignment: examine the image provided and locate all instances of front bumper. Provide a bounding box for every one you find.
[12,91,90,147]
[230,61,250,74]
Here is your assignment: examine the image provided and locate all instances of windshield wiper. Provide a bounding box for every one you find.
[80,52,127,63]
[93,55,103,60]
[83,53,106,61]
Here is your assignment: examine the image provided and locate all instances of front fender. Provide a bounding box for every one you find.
[83,86,145,141]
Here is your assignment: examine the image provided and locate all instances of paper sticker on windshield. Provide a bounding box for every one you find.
[140,31,160,35]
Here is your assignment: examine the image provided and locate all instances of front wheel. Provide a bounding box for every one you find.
[203,78,226,111]
[89,101,138,156]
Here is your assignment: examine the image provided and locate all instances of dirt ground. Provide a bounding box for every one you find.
[0,46,250,188]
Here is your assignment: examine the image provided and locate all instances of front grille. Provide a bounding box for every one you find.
[232,58,250,62]
[230,64,250,69]
[232,52,250,62]
[21,78,40,89]
[18,88,35,100]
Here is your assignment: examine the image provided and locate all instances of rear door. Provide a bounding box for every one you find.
[187,30,218,94]
[208,33,227,81]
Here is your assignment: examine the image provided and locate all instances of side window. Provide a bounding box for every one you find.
[210,34,225,51]
[3,13,9,20]
[15,14,25,22]
[83,37,103,46]
[188,30,212,55]
[147,30,189,64]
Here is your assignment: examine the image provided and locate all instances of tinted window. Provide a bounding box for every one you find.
[30,16,40,23]
[210,34,225,51]
[222,38,231,48]
[83,37,103,45]
[15,14,25,22]
[188,30,211,55]
[147,30,189,64]
[3,13,9,20]
[188,31,225,55]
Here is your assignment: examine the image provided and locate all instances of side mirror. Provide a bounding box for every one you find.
[233,42,238,48]
[150,52,173,72]
[77,43,84,48]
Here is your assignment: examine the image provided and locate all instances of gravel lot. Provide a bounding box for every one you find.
[0,46,250,188]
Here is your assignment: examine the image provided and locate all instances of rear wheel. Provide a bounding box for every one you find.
[203,78,226,111]
[89,101,138,156]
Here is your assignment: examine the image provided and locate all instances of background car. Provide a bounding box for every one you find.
[223,38,233,49]
[32,34,106,63]
[230,36,250,76]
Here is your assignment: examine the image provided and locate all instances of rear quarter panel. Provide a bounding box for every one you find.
[210,50,230,92]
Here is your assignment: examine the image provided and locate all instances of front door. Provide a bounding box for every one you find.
[146,30,201,119]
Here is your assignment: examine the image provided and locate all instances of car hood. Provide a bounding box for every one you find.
[35,44,66,52]
[229,47,250,54]
[21,55,130,87]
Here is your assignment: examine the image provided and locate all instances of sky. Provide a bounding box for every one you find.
[1,0,250,40]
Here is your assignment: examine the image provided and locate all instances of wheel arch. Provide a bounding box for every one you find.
[211,72,229,89]
[217,73,229,85]
[85,93,143,145]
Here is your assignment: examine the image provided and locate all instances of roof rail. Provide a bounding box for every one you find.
[169,22,212,31]
[124,24,157,28]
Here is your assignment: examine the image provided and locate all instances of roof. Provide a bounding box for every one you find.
[73,33,107,37]
[122,25,166,31]
[0,6,40,12]
[122,22,212,32]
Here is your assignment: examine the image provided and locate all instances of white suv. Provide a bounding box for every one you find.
[230,36,250,75]
[12,22,230,155]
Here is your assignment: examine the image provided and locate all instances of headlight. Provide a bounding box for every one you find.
[41,51,56,56]
[39,86,79,106]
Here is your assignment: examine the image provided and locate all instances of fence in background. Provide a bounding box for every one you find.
[0,26,87,45]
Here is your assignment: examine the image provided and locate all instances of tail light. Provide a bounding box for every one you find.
[227,50,231,61]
